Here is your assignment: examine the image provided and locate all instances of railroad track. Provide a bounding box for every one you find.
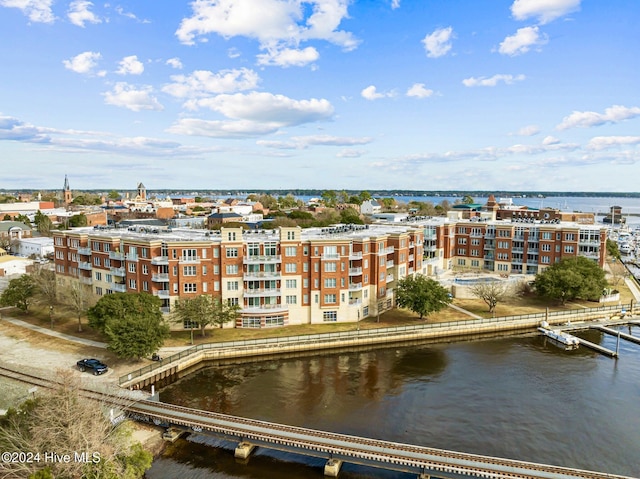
[1,365,635,479]
[129,400,636,479]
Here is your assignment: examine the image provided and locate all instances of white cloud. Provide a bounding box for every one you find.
[258,135,372,149]
[257,46,319,67]
[115,5,149,23]
[166,57,183,69]
[515,125,540,136]
[163,68,260,99]
[62,51,104,75]
[587,136,640,150]
[337,149,366,158]
[557,105,640,130]
[511,0,581,24]
[499,26,547,56]
[175,0,359,66]
[542,135,560,145]
[168,118,281,138]
[406,83,434,98]
[103,83,163,112]
[116,55,144,75]
[67,0,101,27]
[422,26,454,58]
[0,0,54,23]
[189,92,334,128]
[361,85,394,100]
[462,74,525,87]
[0,115,50,142]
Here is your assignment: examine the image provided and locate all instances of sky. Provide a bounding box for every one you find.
[1,0,639,192]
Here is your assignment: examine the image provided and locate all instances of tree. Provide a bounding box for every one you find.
[534,257,607,304]
[321,190,337,207]
[108,190,121,200]
[606,239,620,260]
[358,191,372,203]
[60,280,95,332]
[14,214,31,227]
[461,195,475,205]
[87,293,170,359]
[396,274,452,320]
[0,370,152,479]
[68,213,88,227]
[0,274,37,312]
[32,267,58,328]
[33,210,53,236]
[172,295,240,340]
[339,208,364,224]
[379,197,397,210]
[469,280,514,313]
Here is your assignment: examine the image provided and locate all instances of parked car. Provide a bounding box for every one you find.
[76,358,108,375]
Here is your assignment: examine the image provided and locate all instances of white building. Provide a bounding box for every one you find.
[17,237,54,258]
[360,199,382,215]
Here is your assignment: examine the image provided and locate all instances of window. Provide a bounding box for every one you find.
[285,246,297,257]
[498,230,511,237]
[324,245,338,258]
[303,246,309,256]
[104,258,111,268]
[142,281,148,291]
[542,232,552,240]
[285,279,297,288]
[140,247,148,258]
[264,242,277,256]
[564,245,575,253]
[471,260,480,267]
[471,238,480,246]
[95,287,103,296]
[286,295,297,304]
[226,264,239,275]
[323,311,337,322]
[203,282,208,292]
[202,265,207,275]
[142,264,148,275]
[324,294,337,303]
[226,247,238,258]
[303,294,309,304]
[541,256,550,264]
[182,248,198,261]
[184,283,197,293]
[285,263,297,273]
[287,231,295,240]
[303,262,308,272]
[183,265,196,276]
[324,262,337,272]
[363,306,369,317]
[106,274,112,283]
[457,249,466,255]
[566,233,576,241]
[213,265,219,274]
[128,279,136,289]
[458,238,467,245]
[498,264,509,271]
[242,317,261,328]
[228,231,236,241]
[93,257,100,266]
[128,262,136,273]
[227,281,239,290]
[324,278,337,288]
[214,281,220,291]
[94,272,102,281]
[541,244,551,252]
[213,248,219,258]
[173,266,178,276]
[303,278,308,288]
[457,259,466,266]
[228,297,239,306]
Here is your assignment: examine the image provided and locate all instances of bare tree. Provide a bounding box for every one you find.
[0,370,152,478]
[608,260,628,287]
[32,267,58,328]
[469,280,514,313]
[61,279,96,332]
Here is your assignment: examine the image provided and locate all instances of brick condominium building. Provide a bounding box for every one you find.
[52,217,606,329]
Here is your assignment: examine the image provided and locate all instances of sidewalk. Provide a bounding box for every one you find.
[0,309,190,355]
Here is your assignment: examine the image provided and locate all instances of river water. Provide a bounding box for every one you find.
[147,327,640,479]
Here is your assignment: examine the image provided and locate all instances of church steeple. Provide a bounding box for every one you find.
[63,175,73,204]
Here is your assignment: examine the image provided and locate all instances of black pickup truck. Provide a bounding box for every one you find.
[76,358,108,375]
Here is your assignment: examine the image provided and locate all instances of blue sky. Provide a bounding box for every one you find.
[1,0,639,192]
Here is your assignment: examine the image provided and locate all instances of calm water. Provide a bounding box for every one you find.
[147,327,640,479]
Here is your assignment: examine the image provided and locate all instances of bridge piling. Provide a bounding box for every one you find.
[323,458,342,477]
[234,442,256,459]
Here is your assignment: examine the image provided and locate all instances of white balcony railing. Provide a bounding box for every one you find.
[243,288,282,297]
[349,282,363,291]
[152,273,170,282]
[109,251,125,261]
[243,255,281,264]
[322,253,340,260]
[242,304,289,313]
[79,276,92,285]
[386,261,394,268]
[112,283,126,293]
[110,267,125,276]
[349,267,363,275]
[151,256,169,265]
[349,299,362,306]
[243,271,281,279]
[153,290,170,298]
[78,262,92,270]
[77,246,92,255]
[349,251,363,260]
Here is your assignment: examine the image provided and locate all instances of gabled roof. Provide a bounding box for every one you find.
[208,212,242,219]
[0,221,32,232]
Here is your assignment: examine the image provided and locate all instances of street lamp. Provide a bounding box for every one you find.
[49,305,54,329]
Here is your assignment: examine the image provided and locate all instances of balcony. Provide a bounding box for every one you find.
[243,255,281,264]
[386,261,394,268]
[152,273,170,282]
[151,256,169,265]
[126,254,139,262]
[242,304,289,314]
[153,290,170,299]
[243,271,281,280]
[484,233,496,239]
[349,267,363,276]
[244,288,282,297]
[385,246,394,254]
[425,245,437,252]
[408,254,414,261]
[109,251,125,261]
[349,251,363,260]
[322,253,340,260]
[349,282,363,291]
[79,276,92,285]
[160,307,171,314]
[110,267,125,276]
[78,262,92,271]
[348,299,362,306]
[386,274,394,282]
[409,242,415,248]
[77,246,92,255]
[112,283,126,293]
[179,256,200,264]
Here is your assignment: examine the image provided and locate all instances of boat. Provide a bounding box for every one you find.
[538,322,580,348]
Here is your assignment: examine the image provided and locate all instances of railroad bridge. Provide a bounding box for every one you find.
[128,398,636,479]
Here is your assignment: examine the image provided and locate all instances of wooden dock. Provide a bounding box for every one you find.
[574,337,618,357]
[592,325,640,346]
